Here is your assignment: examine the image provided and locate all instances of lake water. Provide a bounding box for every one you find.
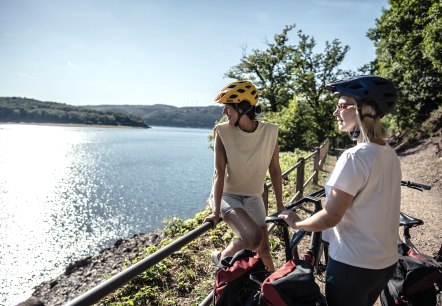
[0,124,214,306]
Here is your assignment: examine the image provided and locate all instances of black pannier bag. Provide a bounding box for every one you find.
[259,259,321,306]
[380,242,440,306]
[214,249,267,306]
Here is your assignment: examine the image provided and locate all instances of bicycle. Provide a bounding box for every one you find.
[265,180,442,306]
[388,180,442,305]
[265,188,328,305]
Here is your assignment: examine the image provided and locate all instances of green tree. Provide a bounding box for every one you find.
[227,25,351,150]
[288,35,351,150]
[226,25,297,112]
[367,0,442,136]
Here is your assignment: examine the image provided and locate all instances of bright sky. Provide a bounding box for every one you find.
[0,0,388,107]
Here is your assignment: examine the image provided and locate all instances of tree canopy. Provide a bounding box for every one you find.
[226,3,441,151]
[226,25,351,150]
[367,0,442,136]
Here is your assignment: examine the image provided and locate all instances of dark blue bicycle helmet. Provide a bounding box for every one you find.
[325,75,397,116]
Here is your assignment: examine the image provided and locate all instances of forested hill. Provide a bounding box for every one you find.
[84,104,223,128]
[0,97,224,128]
[0,97,149,128]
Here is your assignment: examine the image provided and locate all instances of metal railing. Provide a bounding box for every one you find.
[65,139,330,306]
[65,222,214,305]
[263,139,329,210]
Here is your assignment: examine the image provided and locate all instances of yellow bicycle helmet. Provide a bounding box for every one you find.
[214,80,259,106]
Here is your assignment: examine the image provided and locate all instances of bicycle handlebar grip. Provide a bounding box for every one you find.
[417,183,431,190]
[401,180,432,190]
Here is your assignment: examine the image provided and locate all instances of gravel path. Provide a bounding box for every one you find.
[396,135,441,257]
[372,135,442,306]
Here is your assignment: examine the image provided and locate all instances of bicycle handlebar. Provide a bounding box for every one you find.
[401,180,432,191]
[265,180,430,227]
[265,190,324,226]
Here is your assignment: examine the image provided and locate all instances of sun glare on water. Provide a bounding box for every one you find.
[0,124,214,305]
[0,124,87,304]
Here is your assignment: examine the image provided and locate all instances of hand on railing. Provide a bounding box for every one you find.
[204,213,221,227]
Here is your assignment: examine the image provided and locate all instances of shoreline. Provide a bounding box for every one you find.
[19,230,167,306]
[0,122,150,129]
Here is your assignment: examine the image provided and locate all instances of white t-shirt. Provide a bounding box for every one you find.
[323,142,402,269]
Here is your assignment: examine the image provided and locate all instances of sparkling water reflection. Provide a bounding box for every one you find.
[0,124,213,305]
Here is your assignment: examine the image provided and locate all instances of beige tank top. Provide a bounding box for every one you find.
[216,121,278,196]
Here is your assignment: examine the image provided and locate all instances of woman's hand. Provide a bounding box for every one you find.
[204,213,220,227]
[278,209,302,228]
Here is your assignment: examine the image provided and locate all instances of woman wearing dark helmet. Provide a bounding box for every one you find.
[279,75,401,306]
[204,80,284,272]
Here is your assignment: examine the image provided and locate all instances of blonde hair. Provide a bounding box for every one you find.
[355,104,388,142]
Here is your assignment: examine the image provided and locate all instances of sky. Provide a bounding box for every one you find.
[0,0,389,107]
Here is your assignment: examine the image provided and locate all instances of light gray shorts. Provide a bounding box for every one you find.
[209,193,267,227]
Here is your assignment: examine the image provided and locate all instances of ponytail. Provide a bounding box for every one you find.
[356,104,388,143]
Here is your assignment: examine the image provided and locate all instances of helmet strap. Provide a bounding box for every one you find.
[348,126,360,141]
[233,106,243,127]
[233,104,254,127]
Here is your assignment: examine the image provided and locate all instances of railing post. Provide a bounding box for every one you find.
[318,139,329,171]
[295,157,305,201]
[322,139,329,170]
[313,147,320,185]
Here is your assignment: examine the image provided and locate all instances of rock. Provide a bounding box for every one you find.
[114,238,124,247]
[64,257,91,276]
[17,297,45,306]
[25,231,162,306]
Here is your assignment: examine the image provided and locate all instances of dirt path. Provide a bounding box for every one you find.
[397,136,442,256]
[372,135,442,306]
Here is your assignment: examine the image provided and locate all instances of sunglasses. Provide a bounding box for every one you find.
[335,103,355,111]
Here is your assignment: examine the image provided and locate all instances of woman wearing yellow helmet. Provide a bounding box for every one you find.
[205,80,284,272]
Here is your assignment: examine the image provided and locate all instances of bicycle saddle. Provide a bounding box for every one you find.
[400,212,424,227]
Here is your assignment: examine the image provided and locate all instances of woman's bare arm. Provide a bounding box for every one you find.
[205,130,227,226]
[268,142,285,213]
[279,187,354,232]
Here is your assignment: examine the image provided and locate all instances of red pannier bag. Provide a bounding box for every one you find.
[214,249,266,306]
[260,259,321,306]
